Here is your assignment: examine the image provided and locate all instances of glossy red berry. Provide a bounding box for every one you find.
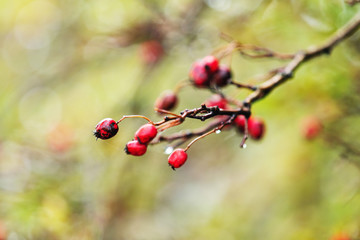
[248,116,265,140]
[155,90,178,111]
[301,116,322,140]
[135,123,158,144]
[234,115,246,132]
[212,65,232,87]
[190,61,211,87]
[202,55,219,73]
[125,140,147,156]
[205,94,227,109]
[93,118,118,140]
[168,149,188,170]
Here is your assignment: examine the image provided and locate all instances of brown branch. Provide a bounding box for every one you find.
[244,12,360,105]
[144,12,360,151]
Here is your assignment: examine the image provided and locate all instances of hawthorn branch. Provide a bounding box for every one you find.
[150,11,360,151]
[244,12,360,105]
[153,104,250,130]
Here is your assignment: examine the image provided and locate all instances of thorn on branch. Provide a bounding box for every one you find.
[323,47,332,55]
[280,71,293,79]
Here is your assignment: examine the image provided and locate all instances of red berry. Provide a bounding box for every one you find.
[204,94,227,109]
[135,123,158,144]
[94,118,118,140]
[190,61,211,88]
[168,149,188,170]
[155,90,178,111]
[0,221,6,240]
[202,55,219,73]
[301,116,322,140]
[248,116,265,140]
[331,233,351,240]
[234,115,246,132]
[212,65,232,87]
[140,40,164,65]
[125,140,147,156]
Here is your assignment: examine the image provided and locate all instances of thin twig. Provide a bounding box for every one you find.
[117,115,154,125]
[346,0,360,6]
[183,115,236,152]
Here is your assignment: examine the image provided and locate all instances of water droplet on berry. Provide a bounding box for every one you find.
[164,146,174,155]
[216,130,221,134]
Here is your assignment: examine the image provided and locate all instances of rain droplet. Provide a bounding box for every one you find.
[164,146,174,155]
[215,130,221,134]
[241,144,247,149]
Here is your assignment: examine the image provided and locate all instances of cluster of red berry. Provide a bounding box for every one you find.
[125,123,157,156]
[94,55,266,170]
[190,56,232,88]
[94,119,188,170]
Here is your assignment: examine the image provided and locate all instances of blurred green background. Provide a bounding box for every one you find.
[1,0,360,239]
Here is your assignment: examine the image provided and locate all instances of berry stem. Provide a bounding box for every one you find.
[173,79,191,94]
[240,118,249,148]
[117,115,154,125]
[155,118,222,143]
[156,118,183,132]
[183,115,236,152]
[183,129,215,152]
[154,108,182,118]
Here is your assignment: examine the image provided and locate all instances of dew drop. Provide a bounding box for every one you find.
[164,146,174,155]
[215,130,221,134]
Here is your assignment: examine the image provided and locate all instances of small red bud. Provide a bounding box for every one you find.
[168,149,188,170]
[135,124,158,144]
[94,118,118,140]
[155,90,178,111]
[212,64,232,87]
[125,140,147,156]
[248,116,265,140]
